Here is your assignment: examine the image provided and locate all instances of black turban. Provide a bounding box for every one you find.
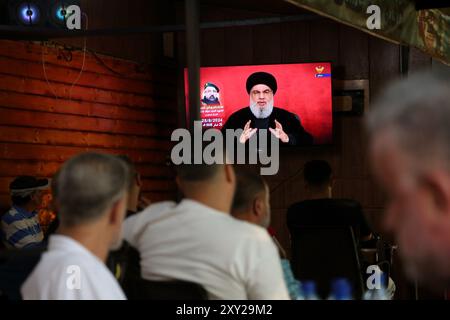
[204,82,219,92]
[246,72,277,95]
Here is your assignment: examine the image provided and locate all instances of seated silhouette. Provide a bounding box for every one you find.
[287,160,373,244]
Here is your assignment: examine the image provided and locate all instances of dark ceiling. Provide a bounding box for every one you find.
[197,0,309,15]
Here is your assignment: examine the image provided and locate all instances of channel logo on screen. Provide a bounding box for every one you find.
[315,65,331,78]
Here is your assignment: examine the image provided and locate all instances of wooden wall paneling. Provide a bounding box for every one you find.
[200,7,226,66]
[0,143,169,164]
[252,20,282,65]
[280,20,310,63]
[0,41,176,83]
[0,91,176,125]
[309,19,339,64]
[0,56,174,97]
[0,40,178,209]
[0,126,173,151]
[265,176,286,210]
[0,160,62,178]
[363,178,387,211]
[0,160,172,179]
[140,178,176,193]
[340,177,365,205]
[271,208,291,258]
[409,47,432,73]
[334,25,369,181]
[0,74,170,109]
[337,24,369,80]
[368,37,400,100]
[223,10,254,66]
[141,191,177,203]
[339,117,367,179]
[0,108,173,137]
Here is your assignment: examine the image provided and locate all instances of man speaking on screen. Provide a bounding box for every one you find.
[222,71,313,146]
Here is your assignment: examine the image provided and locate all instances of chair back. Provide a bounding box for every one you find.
[0,247,46,300]
[289,225,364,299]
[137,279,208,300]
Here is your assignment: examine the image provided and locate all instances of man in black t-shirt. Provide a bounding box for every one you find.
[286,160,373,243]
[287,160,398,297]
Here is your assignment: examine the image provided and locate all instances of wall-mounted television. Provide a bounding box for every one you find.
[184,62,332,146]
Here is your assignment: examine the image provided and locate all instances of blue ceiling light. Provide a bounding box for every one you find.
[18,3,41,25]
[56,6,67,21]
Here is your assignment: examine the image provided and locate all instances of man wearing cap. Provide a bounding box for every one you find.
[222,72,313,146]
[1,176,48,249]
[201,82,221,106]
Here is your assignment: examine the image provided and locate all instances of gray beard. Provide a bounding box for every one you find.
[249,98,274,119]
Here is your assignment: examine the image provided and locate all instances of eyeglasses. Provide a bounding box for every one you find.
[251,89,273,97]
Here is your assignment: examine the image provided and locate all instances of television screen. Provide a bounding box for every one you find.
[184,62,332,145]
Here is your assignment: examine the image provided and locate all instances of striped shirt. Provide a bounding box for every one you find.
[1,205,44,249]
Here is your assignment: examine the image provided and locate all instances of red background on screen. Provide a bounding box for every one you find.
[185,63,332,144]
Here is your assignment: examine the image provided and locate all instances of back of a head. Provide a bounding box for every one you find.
[176,162,223,183]
[53,152,131,227]
[117,155,136,182]
[303,160,332,188]
[174,144,228,185]
[367,72,450,172]
[231,169,267,215]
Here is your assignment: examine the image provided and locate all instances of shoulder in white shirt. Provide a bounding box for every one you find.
[123,199,289,300]
[21,235,126,300]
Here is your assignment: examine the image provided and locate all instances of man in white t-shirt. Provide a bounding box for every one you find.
[123,158,289,300]
[21,152,130,300]
[230,170,299,300]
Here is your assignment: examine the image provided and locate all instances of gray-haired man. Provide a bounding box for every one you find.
[21,152,130,299]
[367,72,450,290]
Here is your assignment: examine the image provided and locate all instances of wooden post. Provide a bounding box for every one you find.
[185,0,201,132]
